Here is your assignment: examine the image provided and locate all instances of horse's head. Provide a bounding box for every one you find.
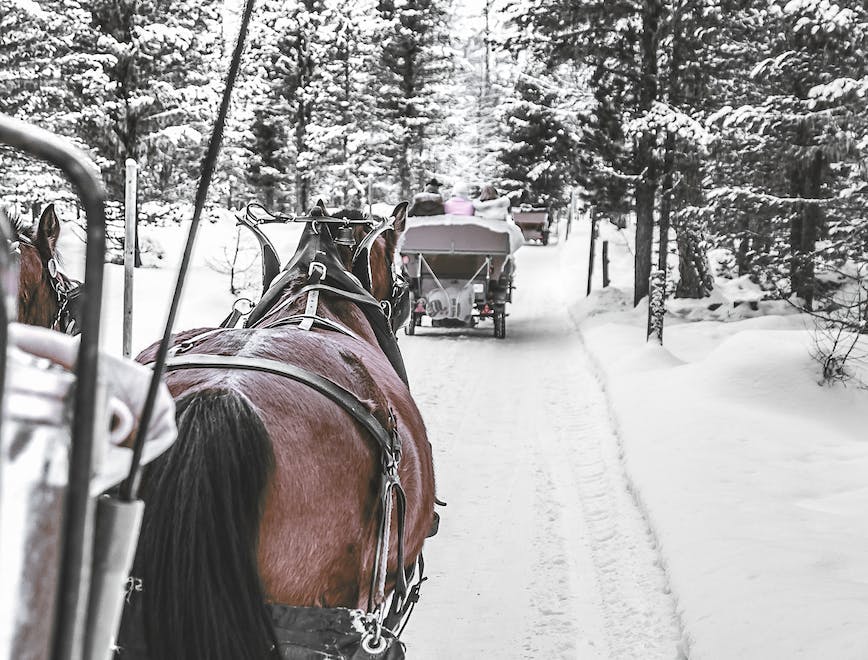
[328,201,411,333]
[8,205,81,333]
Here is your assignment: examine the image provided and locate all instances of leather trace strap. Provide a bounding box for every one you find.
[164,353,401,464]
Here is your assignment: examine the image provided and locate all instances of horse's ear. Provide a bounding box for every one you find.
[36,204,60,258]
[391,201,408,233]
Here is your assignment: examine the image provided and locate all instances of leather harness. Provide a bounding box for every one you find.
[158,219,422,653]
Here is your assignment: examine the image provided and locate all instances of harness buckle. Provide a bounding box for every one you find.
[308,261,327,281]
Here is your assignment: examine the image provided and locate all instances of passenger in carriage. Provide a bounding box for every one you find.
[443,182,475,215]
[408,177,446,216]
[472,184,511,221]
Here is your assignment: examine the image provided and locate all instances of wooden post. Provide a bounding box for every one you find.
[602,240,610,288]
[123,159,137,359]
[586,206,597,296]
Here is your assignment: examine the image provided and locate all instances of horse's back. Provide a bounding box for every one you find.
[156,326,434,608]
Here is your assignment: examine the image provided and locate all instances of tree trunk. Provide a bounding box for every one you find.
[789,149,823,309]
[648,132,674,337]
[674,221,712,298]
[735,215,750,275]
[634,157,656,305]
[633,0,662,306]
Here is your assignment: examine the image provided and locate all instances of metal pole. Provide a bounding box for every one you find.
[123,159,137,359]
[367,175,373,218]
[602,240,610,288]
[586,206,597,296]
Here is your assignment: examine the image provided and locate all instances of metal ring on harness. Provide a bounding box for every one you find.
[233,297,255,314]
[361,631,388,654]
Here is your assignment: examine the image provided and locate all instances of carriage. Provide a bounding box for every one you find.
[399,214,523,339]
[512,205,552,245]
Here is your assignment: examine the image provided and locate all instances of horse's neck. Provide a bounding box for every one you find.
[258,286,380,346]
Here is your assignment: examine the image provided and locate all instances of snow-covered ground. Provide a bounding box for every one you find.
[398,236,682,659]
[52,206,868,658]
[564,217,868,660]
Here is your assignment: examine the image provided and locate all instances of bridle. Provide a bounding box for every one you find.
[384,260,410,333]
[12,233,82,335]
[348,217,410,333]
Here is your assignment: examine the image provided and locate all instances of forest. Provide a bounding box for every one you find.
[1,0,866,330]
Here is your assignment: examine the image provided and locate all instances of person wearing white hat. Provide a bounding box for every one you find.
[443,182,475,215]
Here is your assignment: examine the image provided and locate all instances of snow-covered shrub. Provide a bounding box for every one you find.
[137,234,166,268]
[205,227,259,295]
[808,264,868,385]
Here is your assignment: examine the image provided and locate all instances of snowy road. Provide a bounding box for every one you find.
[398,236,683,659]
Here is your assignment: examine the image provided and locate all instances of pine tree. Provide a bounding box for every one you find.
[0,0,83,207]
[243,0,330,212]
[705,0,868,309]
[371,0,453,199]
[499,74,578,207]
[507,0,666,305]
[56,0,223,205]
[306,0,380,206]
[440,0,509,186]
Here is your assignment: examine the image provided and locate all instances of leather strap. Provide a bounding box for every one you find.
[250,283,385,328]
[262,315,362,340]
[164,354,400,467]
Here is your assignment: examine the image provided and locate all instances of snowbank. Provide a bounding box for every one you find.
[56,205,305,355]
[563,216,868,659]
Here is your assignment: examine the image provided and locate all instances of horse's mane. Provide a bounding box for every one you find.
[0,203,33,240]
[332,208,366,221]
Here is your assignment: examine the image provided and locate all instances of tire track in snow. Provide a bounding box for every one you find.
[399,242,682,659]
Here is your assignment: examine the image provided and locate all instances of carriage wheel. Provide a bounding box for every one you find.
[494,308,506,339]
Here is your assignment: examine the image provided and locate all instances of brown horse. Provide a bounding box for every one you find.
[121,202,435,660]
[2,203,80,333]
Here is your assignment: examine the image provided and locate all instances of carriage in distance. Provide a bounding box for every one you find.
[399,212,522,340]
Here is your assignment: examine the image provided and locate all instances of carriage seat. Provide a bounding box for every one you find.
[7,323,177,492]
